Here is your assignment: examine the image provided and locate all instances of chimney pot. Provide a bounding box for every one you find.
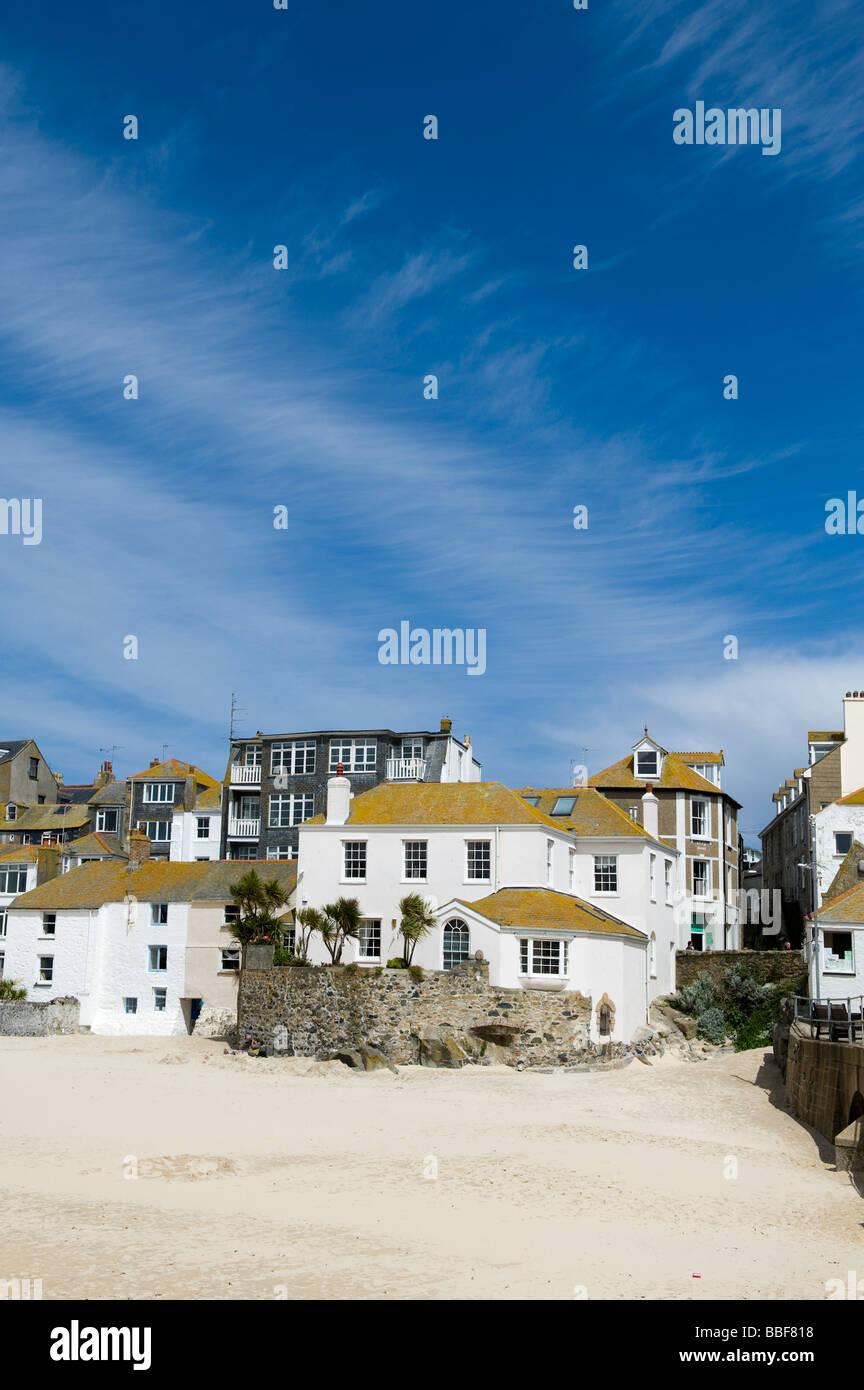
[440,716,452,734]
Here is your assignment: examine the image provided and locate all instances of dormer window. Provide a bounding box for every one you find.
[6,804,16,822]
[635,750,658,778]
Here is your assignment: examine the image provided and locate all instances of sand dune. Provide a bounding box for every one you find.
[0,1035,859,1300]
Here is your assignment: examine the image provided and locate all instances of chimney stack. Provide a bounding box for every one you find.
[93,760,114,789]
[440,716,452,734]
[149,757,160,769]
[840,691,864,797]
[641,784,659,839]
[326,767,351,825]
[128,828,151,865]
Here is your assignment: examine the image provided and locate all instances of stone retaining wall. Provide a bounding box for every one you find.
[781,1021,864,1142]
[0,996,80,1036]
[676,949,805,990]
[237,959,593,1067]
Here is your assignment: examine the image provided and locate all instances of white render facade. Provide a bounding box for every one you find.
[297,777,680,1040]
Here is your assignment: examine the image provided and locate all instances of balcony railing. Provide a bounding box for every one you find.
[230,764,261,784]
[385,757,427,781]
[228,818,260,838]
[793,994,864,1043]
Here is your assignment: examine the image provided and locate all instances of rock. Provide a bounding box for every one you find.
[332,1049,364,1070]
[331,1047,397,1074]
[418,1028,467,1069]
[631,1025,657,1045]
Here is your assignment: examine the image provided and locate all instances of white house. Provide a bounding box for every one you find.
[806,882,864,1005]
[813,787,864,903]
[0,846,43,977]
[169,782,223,862]
[2,855,296,1035]
[297,775,679,1041]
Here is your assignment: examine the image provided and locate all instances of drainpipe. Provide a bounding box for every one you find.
[809,813,820,999]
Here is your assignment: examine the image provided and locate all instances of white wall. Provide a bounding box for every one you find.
[813,802,864,903]
[811,923,864,1002]
[297,822,578,968]
[170,809,222,862]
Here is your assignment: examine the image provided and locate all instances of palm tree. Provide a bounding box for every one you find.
[0,977,26,1001]
[319,896,363,964]
[294,906,327,964]
[228,870,293,961]
[398,892,437,966]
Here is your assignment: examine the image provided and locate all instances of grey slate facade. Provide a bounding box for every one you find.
[220,720,480,860]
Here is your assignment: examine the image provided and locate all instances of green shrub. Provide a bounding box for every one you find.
[343,961,359,974]
[733,1004,775,1052]
[408,964,424,982]
[0,977,26,1001]
[273,947,293,967]
[386,957,405,969]
[697,1007,727,1044]
[720,964,770,1011]
[677,974,715,1017]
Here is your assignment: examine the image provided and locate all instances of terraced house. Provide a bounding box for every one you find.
[760,691,864,942]
[221,717,480,862]
[588,731,741,951]
[2,847,297,1035]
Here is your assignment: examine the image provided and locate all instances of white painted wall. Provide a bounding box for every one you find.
[810,923,864,1002]
[170,808,222,862]
[813,801,864,903]
[840,695,864,798]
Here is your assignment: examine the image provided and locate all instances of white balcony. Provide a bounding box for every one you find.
[386,757,427,781]
[230,764,261,784]
[228,818,260,838]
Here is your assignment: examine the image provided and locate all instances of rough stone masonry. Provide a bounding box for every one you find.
[237,958,594,1068]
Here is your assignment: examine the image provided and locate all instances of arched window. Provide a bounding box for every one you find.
[442,918,470,970]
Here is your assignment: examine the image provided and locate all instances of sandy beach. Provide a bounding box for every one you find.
[0,1035,860,1301]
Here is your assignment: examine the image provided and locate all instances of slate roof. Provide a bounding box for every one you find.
[87,781,129,807]
[455,887,646,940]
[304,782,573,834]
[11,860,298,911]
[516,787,658,841]
[0,741,30,764]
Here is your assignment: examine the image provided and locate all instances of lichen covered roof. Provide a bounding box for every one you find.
[837,785,864,805]
[675,751,724,764]
[516,787,657,841]
[130,759,218,787]
[194,784,222,810]
[304,782,573,833]
[11,859,297,911]
[589,752,739,803]
[808,731,844,742]
[87,781,129,807]
[812,878,864,924]
[457,887,646,939]
[0,804,91,832]
[64,832,127,859]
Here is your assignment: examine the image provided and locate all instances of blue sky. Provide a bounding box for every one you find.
[0,0,863,843]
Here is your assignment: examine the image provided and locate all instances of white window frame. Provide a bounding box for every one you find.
[401,738,425,760]
[42,913,56,937]
[37,955,54,985]
[124,997,138,1014]
[442,917,470,970]
[151,903,168,925]
[271,741,316,776]
[635,750,659,778]
[196,817,210,839]
[465,839,491,883]
[693,859,711,899]
[266,847,294,860]
[153,987,167,1012]
[329,739,376,774]
[403,840,428,881]
[96,809,119,834]
[834,831,854,857]
[546,838,554,887]
[518,937,569,978]
[593,855,618,894]
[691,798,709,839]
[269,793,313,828]
[220,949,241,972]
[137,820,171,842]
[142,783,174,803]
[649,853,656,901]
[357,919,382,961]
[664,859,672,904]
[0,867,28,893]
[568,847,575,893]
[343,840,367,881]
